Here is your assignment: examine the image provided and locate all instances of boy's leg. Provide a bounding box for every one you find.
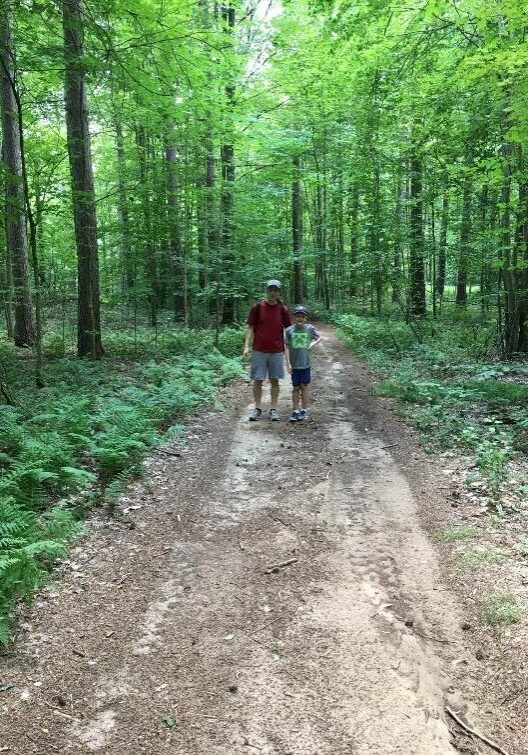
[300,383,310,409]
[292,385,301,409]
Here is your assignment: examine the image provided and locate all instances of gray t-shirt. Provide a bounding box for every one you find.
[285,324,320,369]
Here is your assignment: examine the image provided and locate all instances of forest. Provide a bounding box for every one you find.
[1,0,528,641]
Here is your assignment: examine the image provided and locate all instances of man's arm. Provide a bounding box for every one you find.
[284,332,292,373]
[243,326,254,358]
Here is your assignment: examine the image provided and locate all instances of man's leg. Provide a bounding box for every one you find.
[270,379,280,409]
[249,351,265,420]
[253,379,263,408]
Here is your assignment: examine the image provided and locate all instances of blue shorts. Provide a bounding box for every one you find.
[291,368,311,387]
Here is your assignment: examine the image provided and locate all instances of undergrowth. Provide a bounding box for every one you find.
[0,323,244,644]
[334,309,528,508]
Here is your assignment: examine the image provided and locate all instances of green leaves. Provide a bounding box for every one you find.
[0,326,243,642]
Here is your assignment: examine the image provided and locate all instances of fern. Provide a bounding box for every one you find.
[0,329,243,641]
[0,499,80,645]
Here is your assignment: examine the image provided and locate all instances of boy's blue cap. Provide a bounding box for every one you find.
[293,305,309,314]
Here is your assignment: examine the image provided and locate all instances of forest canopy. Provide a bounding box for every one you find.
[0,0,527,360]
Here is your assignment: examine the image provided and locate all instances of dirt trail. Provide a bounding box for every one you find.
[0,327,513,754]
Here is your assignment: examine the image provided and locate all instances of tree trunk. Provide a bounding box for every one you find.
[220,3,236,324]
[113,114,134,291]
[456,177,471,306]
[62,0,103,358]
[392,168,405,304]
[370,162,382,316]
[292,155,303,303]
[0,1,34,347]
[349,182,359,296]
[501,143,528,354]
[408,152,426,316]
[205,129,219,317]
[135,125,158,326]
[165,127,186,322]
[436,193,448,298]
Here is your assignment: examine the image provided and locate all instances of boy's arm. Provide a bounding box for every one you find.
[309,330,322,349]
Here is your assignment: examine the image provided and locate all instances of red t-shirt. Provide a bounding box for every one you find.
[247,300,292,353]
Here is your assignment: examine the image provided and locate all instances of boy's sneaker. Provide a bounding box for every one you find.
[249,408,262,421]
[298,409,308,420]
[269,409,280,421]
[289,410,300,422]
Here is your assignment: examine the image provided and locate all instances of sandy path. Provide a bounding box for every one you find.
[0,327,496,754]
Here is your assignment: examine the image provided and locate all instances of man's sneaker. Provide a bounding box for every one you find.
[249,408,262,421]
[289,409,300,422]
[269,409,280,421]
[298,409,308,420]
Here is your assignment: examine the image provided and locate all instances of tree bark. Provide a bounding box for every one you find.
[392,168,404,304]
[165,126,187,322]
[220,3,236,324]
[0,1,34,347]
[501,143,528,354]
[135,125,158,326]
[408,152,426,317]
[62,0,103,358]
[349,182,359,296]
[113,114,134,291]
[456,177,472,306]
[435,193,448,298]
[292,155,303,303]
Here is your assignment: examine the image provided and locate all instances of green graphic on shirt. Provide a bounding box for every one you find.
[290,331,310,349]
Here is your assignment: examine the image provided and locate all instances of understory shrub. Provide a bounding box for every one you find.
[0,325,244,642]
[334,309,528,503]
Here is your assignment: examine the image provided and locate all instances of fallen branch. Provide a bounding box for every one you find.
[250,617,282,635]
[268,513,291,528]
[445,706,511,755]
[154,448,182,458]
[43,701,79,721]
[413,630,451,645]
[264,557,298,574]
[381,443,399,450]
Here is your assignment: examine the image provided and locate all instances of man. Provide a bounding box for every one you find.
[243,279,292,421]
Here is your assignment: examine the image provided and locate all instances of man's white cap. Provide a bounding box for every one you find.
[266,279,281,289]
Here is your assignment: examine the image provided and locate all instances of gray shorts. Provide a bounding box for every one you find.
[250,351,285,380]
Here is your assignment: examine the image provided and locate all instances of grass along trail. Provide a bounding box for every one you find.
[0,325,521,754]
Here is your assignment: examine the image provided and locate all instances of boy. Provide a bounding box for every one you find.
[285,305,321,421]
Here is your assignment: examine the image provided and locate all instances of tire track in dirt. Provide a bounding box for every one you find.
[0,326,486,754]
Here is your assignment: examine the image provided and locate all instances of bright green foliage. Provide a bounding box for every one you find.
[483,593,523,627]
[0,501,81,646]
[336,307,527,503]
[0,325,243,640]
[434,525,480,543]
[2,0,528,642]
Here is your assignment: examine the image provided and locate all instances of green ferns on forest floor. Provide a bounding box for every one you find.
[0,326,244,644]
[335,311,528,507]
